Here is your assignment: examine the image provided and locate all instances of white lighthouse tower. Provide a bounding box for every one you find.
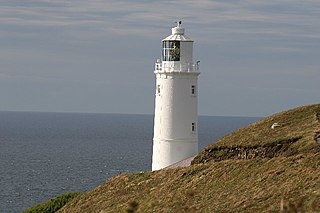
[152,22,200,171]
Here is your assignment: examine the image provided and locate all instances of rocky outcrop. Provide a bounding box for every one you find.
[192,137,302,164]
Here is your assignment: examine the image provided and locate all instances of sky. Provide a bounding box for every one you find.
[0,0,319,117]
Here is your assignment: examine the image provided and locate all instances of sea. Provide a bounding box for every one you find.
[0,111,260,212]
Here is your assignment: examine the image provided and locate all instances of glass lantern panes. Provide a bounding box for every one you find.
[162,41,180,61]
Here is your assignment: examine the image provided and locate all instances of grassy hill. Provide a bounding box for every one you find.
[54,104,320,212]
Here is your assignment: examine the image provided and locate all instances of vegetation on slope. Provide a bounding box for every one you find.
[193,104,320,164]
[58,104,320,212]
[23,192,81,213]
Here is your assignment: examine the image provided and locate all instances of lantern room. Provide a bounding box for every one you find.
[160,21,195,72]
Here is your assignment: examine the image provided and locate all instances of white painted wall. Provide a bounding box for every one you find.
[152,72,199,170]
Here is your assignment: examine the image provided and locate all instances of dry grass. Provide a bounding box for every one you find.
[193,104,320,164]
[59,104,320,212]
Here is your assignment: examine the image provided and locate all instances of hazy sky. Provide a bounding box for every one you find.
[0,0,319,116]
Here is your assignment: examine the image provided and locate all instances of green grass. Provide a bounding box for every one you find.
[22,192,81,213]
[41,104,320,212]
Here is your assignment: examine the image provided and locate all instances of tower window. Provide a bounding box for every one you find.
[157,85,161,94]
[162,41,180,61]
[191,85,196,95]
[191,123,196,132]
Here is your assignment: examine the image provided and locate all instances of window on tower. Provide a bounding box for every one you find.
[162,41,180,61]
[191,122,196,132]
[157,85,161,94]
[191,85,196,95]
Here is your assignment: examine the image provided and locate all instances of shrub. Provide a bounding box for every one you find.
[22,192,81,213]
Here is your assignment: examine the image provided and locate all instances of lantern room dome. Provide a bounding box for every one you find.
[162,21,193,42]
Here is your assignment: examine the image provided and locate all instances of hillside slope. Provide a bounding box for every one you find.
[60,104,320,212]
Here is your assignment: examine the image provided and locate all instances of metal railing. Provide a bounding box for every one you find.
[154,62,199,72]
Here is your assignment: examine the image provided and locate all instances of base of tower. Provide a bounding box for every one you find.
[152,139,198,171]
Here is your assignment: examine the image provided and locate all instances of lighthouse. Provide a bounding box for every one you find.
[152,22,200,171]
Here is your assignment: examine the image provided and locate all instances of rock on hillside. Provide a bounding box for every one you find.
[60,104,320,212]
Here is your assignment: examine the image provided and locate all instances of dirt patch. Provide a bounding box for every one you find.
[192,137,302,164]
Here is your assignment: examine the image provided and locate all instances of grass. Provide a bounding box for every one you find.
[28,104,320,212]
[193,104,320,164]
[22,192,81,213]
[59,155,320,212]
